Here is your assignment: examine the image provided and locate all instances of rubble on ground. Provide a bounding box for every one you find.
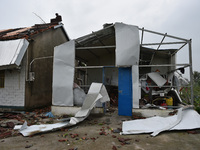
[0,107,70,139]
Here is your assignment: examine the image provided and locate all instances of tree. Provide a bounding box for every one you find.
[180,71,200,113]
[194,71,200,86]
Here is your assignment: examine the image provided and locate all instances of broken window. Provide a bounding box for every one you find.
[0,70,5,88]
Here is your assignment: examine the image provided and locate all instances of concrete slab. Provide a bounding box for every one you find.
[133,108,174,118]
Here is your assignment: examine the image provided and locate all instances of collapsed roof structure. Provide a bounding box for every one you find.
[52,22,193,116]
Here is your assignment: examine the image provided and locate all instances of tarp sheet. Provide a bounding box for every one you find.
[52,40,75,106]
[122,107,200,136]
[115,23,140,66]
[14,83,110,136]
[0,39,29,69]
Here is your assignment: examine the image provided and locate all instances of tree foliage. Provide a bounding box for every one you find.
[194,71,200,86]
[179,71,200,113]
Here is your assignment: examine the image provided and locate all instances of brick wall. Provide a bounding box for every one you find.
[0,57,26,107]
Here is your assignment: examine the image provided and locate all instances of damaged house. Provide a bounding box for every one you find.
[11,22,197,137]
[0,18,69,110]
[52,22,193,116]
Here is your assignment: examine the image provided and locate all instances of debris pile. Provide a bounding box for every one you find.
[0,107,69,139]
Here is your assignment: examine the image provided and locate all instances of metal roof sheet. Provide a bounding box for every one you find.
[0,39,29,70]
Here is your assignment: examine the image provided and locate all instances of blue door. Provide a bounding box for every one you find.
[118,67,132,116]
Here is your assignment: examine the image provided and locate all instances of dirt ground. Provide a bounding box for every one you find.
[1,108,200,150]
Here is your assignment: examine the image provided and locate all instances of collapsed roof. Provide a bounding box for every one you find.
[0,22,69,70]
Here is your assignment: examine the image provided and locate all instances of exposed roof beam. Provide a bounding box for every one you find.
[92,31,112,54]
[140,27,144,45]
[139,64,190,67]
[157,33,167,50]
[139,28,189,41]
[75,40,100,59]
[141,41,186,46]
[76,45,116,50]
[171,43,188,56]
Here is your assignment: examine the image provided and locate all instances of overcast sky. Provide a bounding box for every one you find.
[0,0,199,78]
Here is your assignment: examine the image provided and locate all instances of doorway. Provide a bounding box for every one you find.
[118,67,132,116]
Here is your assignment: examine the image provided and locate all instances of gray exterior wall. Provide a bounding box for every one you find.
[25,27,69,109]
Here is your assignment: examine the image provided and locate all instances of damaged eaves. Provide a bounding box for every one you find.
[74,23,191,67]
[139,27,190,55]
[75,24,115,62]
[0,22,70,41]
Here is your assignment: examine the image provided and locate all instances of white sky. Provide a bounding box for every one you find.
[0,0,199,77]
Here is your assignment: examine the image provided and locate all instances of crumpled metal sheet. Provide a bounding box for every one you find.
[14,83,110,136]
[115,23,140,66]
[0,39,29,68]
[52,40,75,106]
[147,72,167,87]
[121,107,200,136]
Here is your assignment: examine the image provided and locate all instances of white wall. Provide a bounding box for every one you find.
[0,58,26,107]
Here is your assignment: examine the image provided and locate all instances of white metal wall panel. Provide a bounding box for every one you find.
[132,65,140,108]
[115,23,140,66]
[52,40,75,106]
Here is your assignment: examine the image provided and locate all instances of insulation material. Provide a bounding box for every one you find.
[0,39,29,68]
[132,65,140,108]
[52,40,75,106]
[115,23,140,66]
[121,107,200,136]
[73,87,86,106]
[15,83,109,136]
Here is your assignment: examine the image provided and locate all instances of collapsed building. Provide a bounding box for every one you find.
[52,22,193,116]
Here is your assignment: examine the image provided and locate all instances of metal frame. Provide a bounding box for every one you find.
[139,27,193,104]
[75,25,194,105]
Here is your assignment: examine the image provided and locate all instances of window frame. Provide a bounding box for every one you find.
[0,70,5,88]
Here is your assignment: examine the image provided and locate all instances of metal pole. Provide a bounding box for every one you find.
[188,39,194,105]
[29,56,53,72]
[157,33,167,50]
[139,28,188,41]
[139,64,190,67]
[102,67,105,84]
[171,42,188,56]
[149,33,167,65]
[141,27,144,45]
[75,66,104,69]
[76,45,116,50]
[75,65,116,69]
[141,41,186,46]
